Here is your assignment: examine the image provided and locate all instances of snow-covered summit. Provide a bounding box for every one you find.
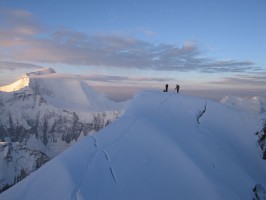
[1,91,265,200]
[0,68,123,112]
[220,95,266,113]
[0,68,56,92]
[0,77,30,92]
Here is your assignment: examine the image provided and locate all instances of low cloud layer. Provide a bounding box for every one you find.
[0,8,260,73]
[210,72,266,87]
[27,72,173,84]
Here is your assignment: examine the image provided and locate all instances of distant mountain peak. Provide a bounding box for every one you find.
[0,67,125,112]
[0,68,56,93]
[0,77,30,92]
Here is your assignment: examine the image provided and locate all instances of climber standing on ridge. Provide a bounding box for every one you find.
[163,84,168,92]
[175,84,180,93]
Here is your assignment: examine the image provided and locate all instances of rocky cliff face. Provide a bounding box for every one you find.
[0,88,120,192]
[0,68,124,192]
[0,141,50,193]
[256,123,266,160]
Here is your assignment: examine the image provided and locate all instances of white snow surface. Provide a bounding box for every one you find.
[29,77,119,112]
[0,77,30,92]
[1,91,266,200]
[220,95,266,113]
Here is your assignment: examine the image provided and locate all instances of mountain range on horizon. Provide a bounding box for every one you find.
[0,68,266,199]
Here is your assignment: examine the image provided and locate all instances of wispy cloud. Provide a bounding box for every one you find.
[0,8,42,43]
[0,8,261,74]
[0,61,41,71]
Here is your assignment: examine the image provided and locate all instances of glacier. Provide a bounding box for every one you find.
[1,91,266,200]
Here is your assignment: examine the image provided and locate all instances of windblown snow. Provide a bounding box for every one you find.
[1,91,266,200]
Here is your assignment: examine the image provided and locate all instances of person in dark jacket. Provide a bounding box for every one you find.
[163,84,168,92]
[175,84,180,93]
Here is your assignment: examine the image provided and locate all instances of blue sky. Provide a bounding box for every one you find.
[0,0,265,100]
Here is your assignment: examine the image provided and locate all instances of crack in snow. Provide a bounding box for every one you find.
[109,166,118,184]
[91,135,98,148]
[103,117,138,150]
[103,150,109,160]
[103,94,172,150]
[197,101,207,126]
[71,140,100,200]
[71,138,118,200]
[103,93,174,151]
[72,93,175,196]
[103,150,118,184]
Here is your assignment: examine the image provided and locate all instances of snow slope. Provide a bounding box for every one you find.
[1,91,266,200]
[0,77,30,92]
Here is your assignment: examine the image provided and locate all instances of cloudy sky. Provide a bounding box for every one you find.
[0,0,265,100]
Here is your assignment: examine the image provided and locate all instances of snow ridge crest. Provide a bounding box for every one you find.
[0,68,56,92]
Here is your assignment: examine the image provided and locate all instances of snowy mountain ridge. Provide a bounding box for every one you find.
[1,91,266,200]
[0,68,125,192]
[0,67,122,112]
[0,68,55,92]
[0,76,30,92]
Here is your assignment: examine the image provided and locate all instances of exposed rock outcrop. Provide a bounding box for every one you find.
[256,123,266,160]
